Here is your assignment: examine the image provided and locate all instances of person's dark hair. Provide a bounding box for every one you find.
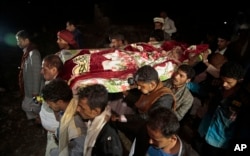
[220,61,245,80]
[43,54,64,74]
[16,29,36,43]
[16,30,30,39]
[78,84,109,112]
[42,78,73,103]
[109,33,125,42]
[147,107,179,137]
[134,65,159,84]
[178,64,195,79]
[67,19,77,27]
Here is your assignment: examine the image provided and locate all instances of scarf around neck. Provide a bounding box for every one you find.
[83,105,111,156]
[135,81,176,112]
[58,97,80,156]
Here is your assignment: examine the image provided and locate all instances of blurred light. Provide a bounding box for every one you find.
[4,33,16,47]
[224,21,227,25]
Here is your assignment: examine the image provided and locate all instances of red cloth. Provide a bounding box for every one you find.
[60,42,181,93]
[124,42,159,52]
[161,40,188,52]
[61,49,114,81]
[57,30,78,49]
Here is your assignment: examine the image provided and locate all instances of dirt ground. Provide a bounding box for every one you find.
[0,91,46,156]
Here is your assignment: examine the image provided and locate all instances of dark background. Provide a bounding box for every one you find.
[0,0,249,29]
[0,1,250,155]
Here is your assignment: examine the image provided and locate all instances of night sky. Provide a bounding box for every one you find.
[0,0,249,47]
[1,0,249,27]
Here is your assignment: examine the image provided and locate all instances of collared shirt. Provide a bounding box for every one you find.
[215,47,227,55]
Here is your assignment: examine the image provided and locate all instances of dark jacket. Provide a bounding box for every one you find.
[181,140,200,156]
[132,82,175,156]
[73,29,84,49]
[92,123,123,156]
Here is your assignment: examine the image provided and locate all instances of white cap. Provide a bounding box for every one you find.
[153,17,164,24]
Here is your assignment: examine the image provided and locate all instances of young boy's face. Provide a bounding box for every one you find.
[221,77,238,90]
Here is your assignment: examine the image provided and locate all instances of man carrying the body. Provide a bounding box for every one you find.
[42,79,87,156]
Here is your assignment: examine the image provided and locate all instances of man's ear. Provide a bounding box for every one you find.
[150,81,157,90]
[92,107,101,116]
[51,67,58,74]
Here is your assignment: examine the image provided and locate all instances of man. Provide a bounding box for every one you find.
[16,30,42,123]
[214,30,232,56]
[160,10,177,39]
[109,33,127,49]
[42,79,87,156]
[150,17,171,42]
[56,29,79,65]
[57,29,79,50]
[163,64,195,121]
[66,20,84,49]
[198,61,245,156]
[192,30,232,77]
[39,54,64,156]
[146,107,199,156]
[76,84,123,156]
[113,65,176,156]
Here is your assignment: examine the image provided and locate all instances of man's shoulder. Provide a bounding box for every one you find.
[181,85,194,103]
[181,139,200,156]
[162,78,173,87]
[30,49,41,55]
[162,78,171,82]
[29,50,41,60]
[74,29,83,36]
[100,122,119,135]
[95,122,121,144]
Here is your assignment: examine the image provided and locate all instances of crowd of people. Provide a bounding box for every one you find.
[13,9,250,156]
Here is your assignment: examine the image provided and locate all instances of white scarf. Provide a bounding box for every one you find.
[83,105,111,156]
[58,96,80,156]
